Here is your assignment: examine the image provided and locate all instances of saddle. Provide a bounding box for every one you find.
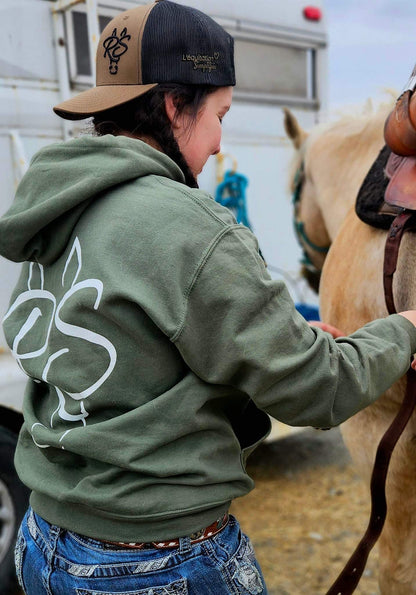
[384,152,416,209]
[356,66,416,228]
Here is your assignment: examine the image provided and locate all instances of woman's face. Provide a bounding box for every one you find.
[167,86,233,178]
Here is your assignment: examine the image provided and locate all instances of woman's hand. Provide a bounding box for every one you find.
[398,311,416,370]
[309,320,345,339]
[398,310,416,327]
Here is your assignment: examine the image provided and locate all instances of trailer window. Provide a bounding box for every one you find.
[68,11,113,82]
[72,12,89,77]
[236,39,307,97]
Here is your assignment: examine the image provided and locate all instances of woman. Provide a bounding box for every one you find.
[1,2,416,594]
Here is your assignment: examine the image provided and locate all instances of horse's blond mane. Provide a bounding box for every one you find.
[308,98,395,143]
[285,93,396,201]
[307,94,396,147]
[295,94,396,188]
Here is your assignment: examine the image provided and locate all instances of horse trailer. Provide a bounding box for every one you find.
[0,0,327,590]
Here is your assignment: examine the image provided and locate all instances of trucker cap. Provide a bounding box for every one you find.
[53,0,235,120]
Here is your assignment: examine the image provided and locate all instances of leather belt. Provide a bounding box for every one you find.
[100,513,229,550]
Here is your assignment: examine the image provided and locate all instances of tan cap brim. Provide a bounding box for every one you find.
[53,83,158,121]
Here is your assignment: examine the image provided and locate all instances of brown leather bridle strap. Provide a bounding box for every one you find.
[325,210,416,595]
[325,369,416,595]
[383,211,416,315]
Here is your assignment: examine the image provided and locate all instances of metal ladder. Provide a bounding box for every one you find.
[8,0,100,185]
[51,0,100,140]
[9,130,28,189]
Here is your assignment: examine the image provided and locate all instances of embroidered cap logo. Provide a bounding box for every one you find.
[103,27,131,75]
[182,51,221,73]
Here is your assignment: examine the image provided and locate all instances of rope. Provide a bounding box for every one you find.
[215,170,251,228]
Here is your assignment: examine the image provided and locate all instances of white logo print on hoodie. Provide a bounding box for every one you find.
[3,237,117,448]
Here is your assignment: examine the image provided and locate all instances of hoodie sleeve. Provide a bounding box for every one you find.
[172,225,416,428]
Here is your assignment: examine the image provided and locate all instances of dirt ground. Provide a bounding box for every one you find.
[231,427,380,595]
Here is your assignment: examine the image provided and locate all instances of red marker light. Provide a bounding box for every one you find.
[303,6,322,21]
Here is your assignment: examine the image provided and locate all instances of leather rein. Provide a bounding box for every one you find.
[325,209,416,594]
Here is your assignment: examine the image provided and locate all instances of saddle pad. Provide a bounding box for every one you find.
[355,145,396,230]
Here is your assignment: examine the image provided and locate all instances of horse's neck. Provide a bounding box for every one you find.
[310,114,388,241]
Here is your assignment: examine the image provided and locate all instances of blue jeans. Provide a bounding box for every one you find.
[15,508,268,594]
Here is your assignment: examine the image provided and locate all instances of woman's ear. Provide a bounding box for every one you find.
[164,94,178,127]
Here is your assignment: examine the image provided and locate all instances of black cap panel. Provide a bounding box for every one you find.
[141,1,235,86]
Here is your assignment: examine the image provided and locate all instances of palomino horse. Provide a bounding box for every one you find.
[284,100,416,595]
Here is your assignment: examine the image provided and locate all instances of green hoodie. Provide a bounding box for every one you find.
[1,134,415,542]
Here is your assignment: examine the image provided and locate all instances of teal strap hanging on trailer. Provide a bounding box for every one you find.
[215,170,251,229]
[216,168,319,321]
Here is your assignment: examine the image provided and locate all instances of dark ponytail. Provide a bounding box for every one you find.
[92,84,217,188]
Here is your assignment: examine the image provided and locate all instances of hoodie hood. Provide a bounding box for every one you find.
[0,135,185,264]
